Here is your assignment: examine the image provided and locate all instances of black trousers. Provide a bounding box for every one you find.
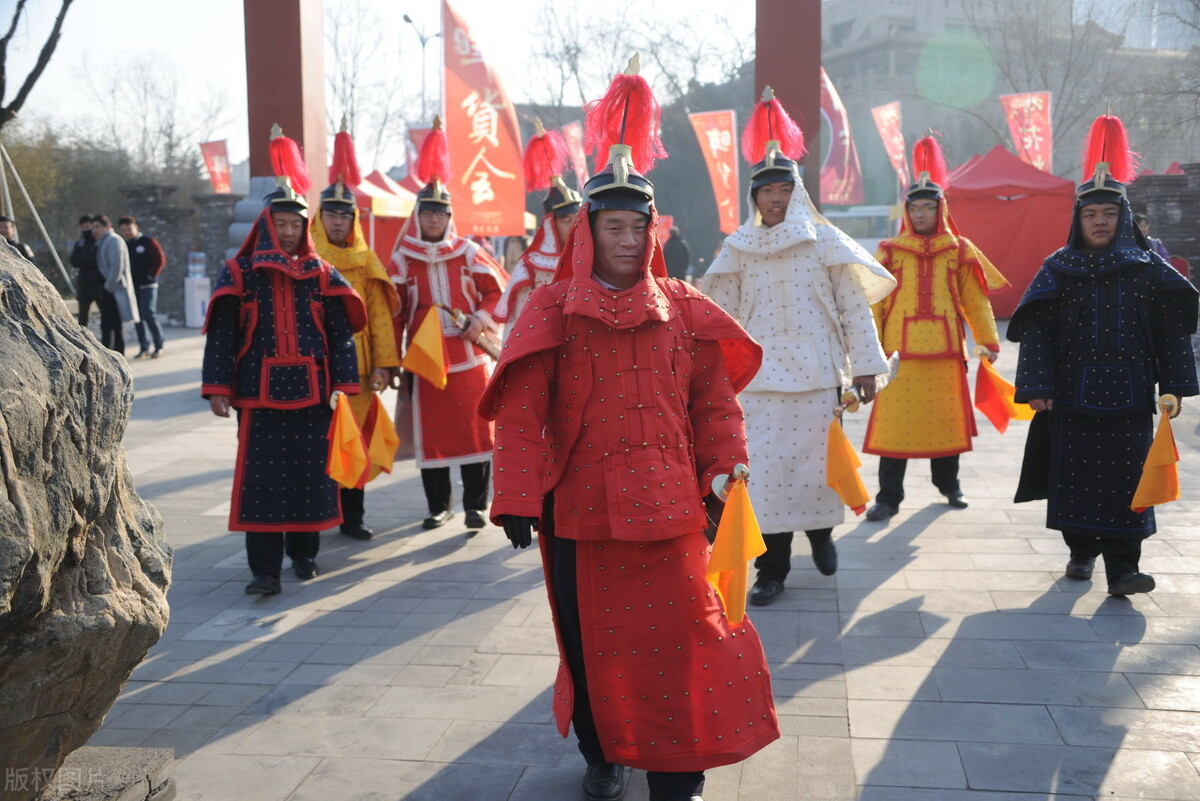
[875,454,960,507]
[551,538,705,800]
[420,462,491,514]
[99,291,124,354]
[753,528,833,582]
[245,531,320,578]
[75,270,105,327]
[1062,533,1143,584]
[340,487,365,527]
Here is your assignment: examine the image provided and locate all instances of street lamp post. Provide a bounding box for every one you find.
[403,13,442,123]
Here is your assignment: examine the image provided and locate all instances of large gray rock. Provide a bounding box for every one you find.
[0,249,171,801]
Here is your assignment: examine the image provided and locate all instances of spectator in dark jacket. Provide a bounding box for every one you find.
[118,215,167,358]
[70,215,104,327]
[662,225,691,281]
[0,215,35,263]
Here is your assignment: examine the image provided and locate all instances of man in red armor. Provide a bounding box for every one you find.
[480,63,778,801]
[390,146,508,530]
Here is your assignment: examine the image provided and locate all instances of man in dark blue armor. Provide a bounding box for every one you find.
[202,170,366,596]
[1008,121,1198,597]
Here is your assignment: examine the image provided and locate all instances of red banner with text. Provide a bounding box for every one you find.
[1000,91,1053,173]
[199,140,232,194]
[819,69,864,206]
[871,102,909,195]
[442,0,524,235]
[688,110,740,234]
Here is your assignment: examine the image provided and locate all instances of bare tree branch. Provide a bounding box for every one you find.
[1,0,75,128]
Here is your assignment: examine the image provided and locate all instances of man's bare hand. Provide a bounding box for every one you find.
[461,314,485,344]
[1029,398,1053,412]
[852,375,877,404]
[209,394,231,417]
[986,350,999,364]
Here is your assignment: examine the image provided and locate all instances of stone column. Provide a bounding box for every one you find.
[116,184,197,324]
[192,194,245,282]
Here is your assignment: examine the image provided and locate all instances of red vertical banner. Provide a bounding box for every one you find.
[657,214,674,245]
[871,102,909,194]
[442,0,524,235]
[819,69,864,205]
[199,140,232,194]
[1000,91,1053,173]
[688,110,741,235]
[560,121,589,192]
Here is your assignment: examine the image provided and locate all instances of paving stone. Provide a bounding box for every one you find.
[1018,639,1200,674]
[934,667,1144,707]
[1127,672,1200,710]
[170,753,320,801]
[235,714,451,760]
[853,738,966,789]
[1049,704,1200,750]
[850,699,1061,743]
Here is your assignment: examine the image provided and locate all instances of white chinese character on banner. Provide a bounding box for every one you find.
[461,90,502,148]
[704,127,732,157]
[462,148,516,205]
[453,29,484,65]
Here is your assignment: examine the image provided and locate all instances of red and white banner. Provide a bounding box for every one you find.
[199,140,232,194]
[688,110,740,234]
[1000,91,1053,173]
[560,121,589,192]
[442,0,524,235]
[871,102,909,194]
[819,69,864,206]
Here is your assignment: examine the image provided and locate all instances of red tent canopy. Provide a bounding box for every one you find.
[356,170,415,268]
[946,146,1075,317]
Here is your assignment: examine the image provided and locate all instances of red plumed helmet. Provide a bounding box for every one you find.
[329,127,362,188]
[269,125,311,196]
[584,54,667,173]
[415,116,451,184]
[1082,114,1139,184]
[911,135,949,188]
[523,119,569,192]
[740,86,806,165]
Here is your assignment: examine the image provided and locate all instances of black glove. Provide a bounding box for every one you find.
[499,515,537,549]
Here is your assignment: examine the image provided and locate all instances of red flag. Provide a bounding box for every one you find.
[442,0,524,236]
[974,358,1035,433]
[560,121,589,191]
[871,102,910,194]
[688,110,741,235]
[199,140,232,194]
[1000,92,1053,173]
[819,69,864,205]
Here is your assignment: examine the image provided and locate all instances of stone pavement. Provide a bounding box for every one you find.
[88,325,1200,801]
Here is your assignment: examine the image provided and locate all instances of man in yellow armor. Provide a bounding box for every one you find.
[863,137,1008,520]
[311,129,401,539]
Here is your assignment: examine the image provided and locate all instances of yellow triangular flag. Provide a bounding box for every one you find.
[365,393,400,475]
[1131,412,1180,512]
[827,418,870,515]
[326,393,369,489]
[706,480,766,625]
[401,308,449,389]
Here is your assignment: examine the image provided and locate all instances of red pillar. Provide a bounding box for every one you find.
[243,0,327,202]
[756,0,822,206]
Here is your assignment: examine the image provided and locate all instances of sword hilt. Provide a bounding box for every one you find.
[710,463,750,502]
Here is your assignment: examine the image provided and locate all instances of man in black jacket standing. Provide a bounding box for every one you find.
[71,215,104,328]
[119,215,167,359]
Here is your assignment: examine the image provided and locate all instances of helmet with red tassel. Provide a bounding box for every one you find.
[1078,113,1139,205]
[524,118,581,217]
[907,134,949,201]
[265,123,311,218]
[415,116,453,213]
[741,86,807,192]
[321,115,361,215]
[582,53,664,216]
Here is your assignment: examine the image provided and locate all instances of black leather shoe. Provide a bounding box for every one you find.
[865,502,898,521]
[464,509,487,529]
[583,763,627,801]
[943,490,968,508]
[1065,556,1095,580]
[1108,572,1155,596]
[809,536,838,576]
[340,522,374,540]
[423,510,452,529]
[292,557,319,580]
[245,575,281,595]
[749,577,785,606]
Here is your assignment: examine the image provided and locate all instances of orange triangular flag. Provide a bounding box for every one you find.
[1131,412,1180,512]
[326,393,369,489]
[705,479,766,626]
[363,393,401,475]
[827,418,869,515]
[401,308,449,389]
[975,358,1035,433]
